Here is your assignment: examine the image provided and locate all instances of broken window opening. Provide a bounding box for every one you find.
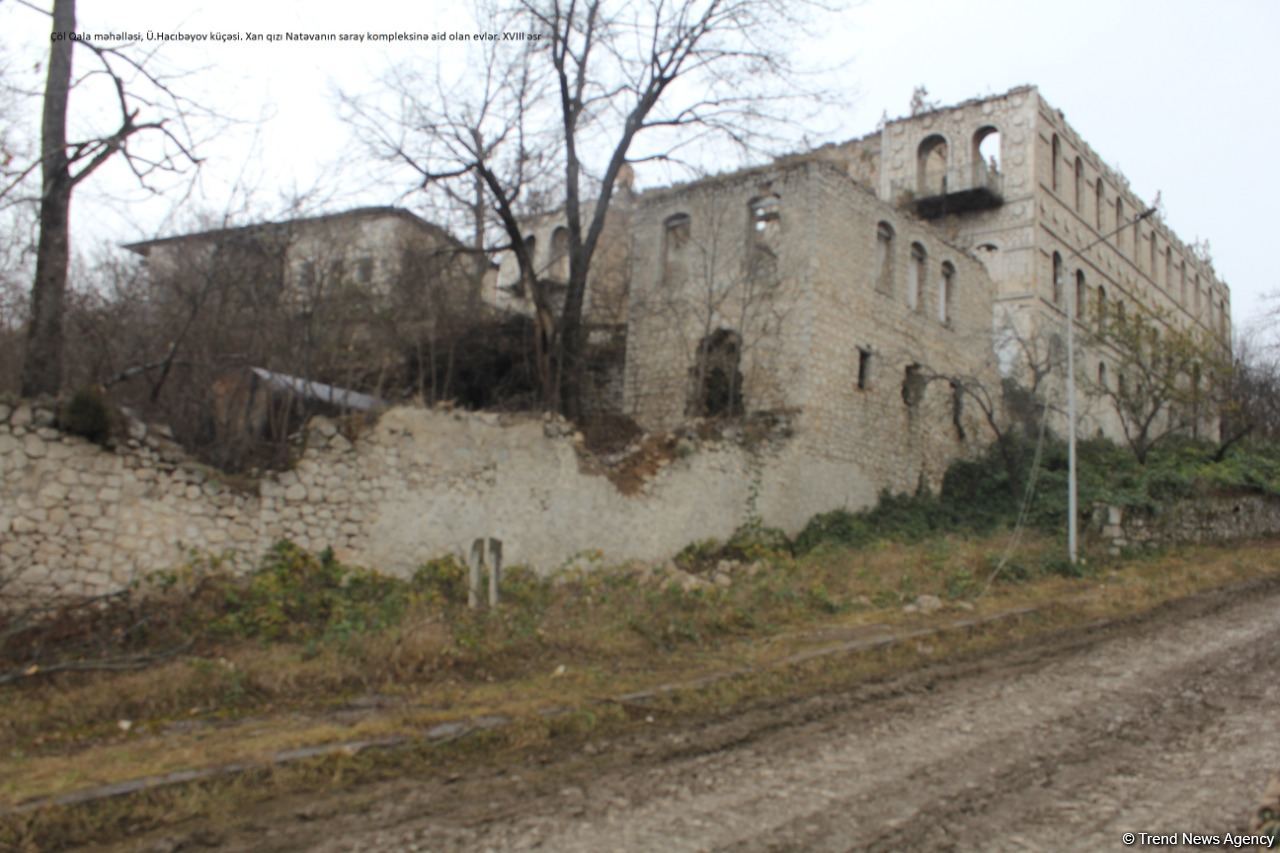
[875,222,895,293]
[550,226,570,281]
[747,195,781,281]
[1052,251,1063,305]
[908,243,926,312]
[902,364,926,407]
[689,329,745,418]
[1075,269,1087,320]
[662,213,691,286]
[917,135,948,196]
[857,348,871,390]
[1051,134,1061,193]
[1074,157,1084,211]
[1096,285,1107,330]
[950,380,965,439]
[939,261,955,325]
[1097,361,1108,390]
[355,256,374,285]
[973,126,1001,185]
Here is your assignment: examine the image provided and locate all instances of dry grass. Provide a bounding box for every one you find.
[2,535,1278,848]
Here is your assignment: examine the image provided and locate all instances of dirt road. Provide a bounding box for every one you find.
[194,578,1280,852]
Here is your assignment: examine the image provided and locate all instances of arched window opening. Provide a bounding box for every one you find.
[1096,285,1107,330]
[1095,178,1105,229]
[1194,274,1201,312]
[973,126,1001,186]
[550,226,570,281]
[908,242,927,312]
[1149,232,1158,278]
[688,329,744,418]
[1051,134,1061,193]
[1165,247,1173,291]
[1116,300,1127,328]
[875,222,895,293]
[1075,269,1087,319]
[1180,260,1187,305]
[1074,157,1084,211]
[1097,361,1108,390]
[662,213,691,285]
[917,135,948,196]
[1115,198,1125,251]
[1052,251,1063,305]
[857,348,872,390]
[939,261,956,325]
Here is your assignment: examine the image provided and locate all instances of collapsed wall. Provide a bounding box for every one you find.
[1,400,867,598]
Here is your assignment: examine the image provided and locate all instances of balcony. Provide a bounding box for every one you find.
[901,163,1004,219]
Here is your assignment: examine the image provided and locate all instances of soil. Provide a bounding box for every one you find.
[130,577,1280,852]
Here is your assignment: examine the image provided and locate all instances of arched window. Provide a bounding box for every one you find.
[1097,361,1108,390]
[1115,198,1125,251]
[875,222,895,293]
[973,126,1001,185]
[689,329,744,417]
[1149,232,1157,278]
[908,242,927,311]
[1074,157,1084,211]
[1165,247,1173,291]
[1095,178,1105,229]
[550,226,570,281]
[939,261,955,325]
[1075,269,1087,319]
[662,213,691,285]
[1194,274,1201,312]
[1096,285,1107,329]
[1116,300,1127,328]
[1052,251,1063,305]
[1051,134,1061,193]
[917,135,948,196]
[1180,260,1187,304]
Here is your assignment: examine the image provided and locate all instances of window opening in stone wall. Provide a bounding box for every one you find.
[1096,178,1105,230]
[909,243,926,312]
[1051,134,1061,193]
[1075,270,1087,319]
[1194,274,1201,312]
[902,364,925,407]
[1096,285,1107,329]
[917,135,948,196]
[662,213,691,286]
[875,222,895,293]
[1180,260,1187,304]
[1115,198,1124,251]
[1074,157,1084,211]
[747,195,781,281]
[857,348,871,390]
[1116,300,1126,327]
[1149,232,1157,279]
[354,256,373,285]
[1097,361,1108,390]
[1052,251,1063,305]
[973,126,1001,185]
[950,380,965,439]
[550,226,570,281]
[1165,247,1173,292]
[688,329,744,418]
[939,261,955,324]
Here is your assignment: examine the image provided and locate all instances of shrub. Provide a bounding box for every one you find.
[59,386,113,445]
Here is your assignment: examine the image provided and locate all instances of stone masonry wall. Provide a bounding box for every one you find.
[1,398,871,599]
[1093,494,1280,555]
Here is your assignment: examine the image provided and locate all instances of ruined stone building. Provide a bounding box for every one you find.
[501,85,1232,460]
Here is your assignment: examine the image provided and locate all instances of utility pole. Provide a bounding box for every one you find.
[1060,206,1156,563]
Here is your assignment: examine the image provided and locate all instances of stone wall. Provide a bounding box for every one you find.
[1092,494,1280,555]
[1,398,874,599]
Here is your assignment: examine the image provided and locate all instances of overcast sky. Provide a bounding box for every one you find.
[4,0,1276,336]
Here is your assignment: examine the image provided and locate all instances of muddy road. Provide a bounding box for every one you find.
[194,578,1280,852]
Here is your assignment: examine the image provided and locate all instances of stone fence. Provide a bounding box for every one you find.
[0,399,867,599]
[1092,493,1280,555]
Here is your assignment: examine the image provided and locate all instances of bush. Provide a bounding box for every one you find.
[59,386,113,445]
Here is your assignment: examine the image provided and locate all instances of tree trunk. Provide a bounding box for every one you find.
[21,0,75,398]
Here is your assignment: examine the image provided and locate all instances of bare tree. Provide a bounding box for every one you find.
[19,0,203,398]
[346,0,836,417]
